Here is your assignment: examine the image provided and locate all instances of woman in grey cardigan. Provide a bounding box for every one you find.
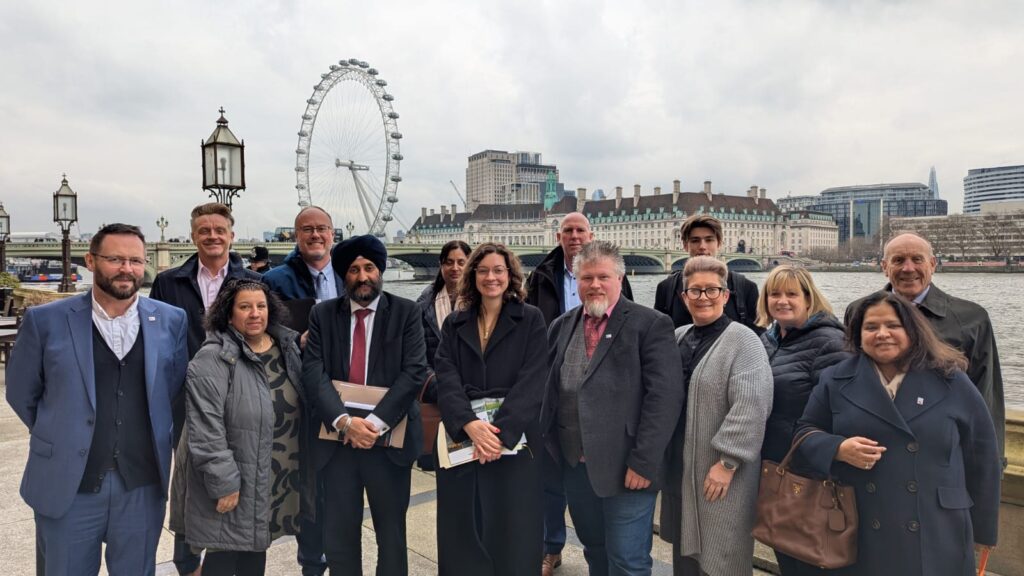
[169,279,314,576]
[661,256,773,576]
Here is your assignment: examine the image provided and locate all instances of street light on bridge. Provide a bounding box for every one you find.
[156,216,169,242]
[53,174,78,293]
[346,221,355,240]
[0,203,10,273]
[201,107,246,211]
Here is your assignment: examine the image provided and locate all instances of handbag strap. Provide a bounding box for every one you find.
[777,429,822,472]
[418,373,435,404]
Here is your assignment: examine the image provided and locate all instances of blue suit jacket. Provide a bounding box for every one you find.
[5,292,189,519]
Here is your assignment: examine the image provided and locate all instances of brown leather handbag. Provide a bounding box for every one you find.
[752,430,858,569]
[418,374,442,455]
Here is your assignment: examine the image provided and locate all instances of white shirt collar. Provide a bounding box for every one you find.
[91,291,140,320]
[350,294,381,314]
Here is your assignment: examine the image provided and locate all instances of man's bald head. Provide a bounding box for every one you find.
[557,212,594,267]
[882,233,937,300]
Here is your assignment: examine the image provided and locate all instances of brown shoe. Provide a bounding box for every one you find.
[542,553,562,576]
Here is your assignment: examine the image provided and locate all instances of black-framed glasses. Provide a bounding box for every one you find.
[682,287,726,300]
[299,225,332,235]
[91,253,149,268]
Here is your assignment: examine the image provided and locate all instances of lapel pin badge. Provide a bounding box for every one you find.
[605,333,612,338]
[916,397,924,405]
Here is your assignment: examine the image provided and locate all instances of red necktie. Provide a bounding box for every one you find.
[584,314,604,358]
[349,308,372,385]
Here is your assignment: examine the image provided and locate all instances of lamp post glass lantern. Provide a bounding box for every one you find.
[53,174,78,293]
[201,107,246,210]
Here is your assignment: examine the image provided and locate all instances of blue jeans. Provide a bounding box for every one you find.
[563,462,656,576]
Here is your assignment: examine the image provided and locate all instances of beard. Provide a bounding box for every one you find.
[583,297,608,319]
[348,276,383,305]
[94,269,142,300]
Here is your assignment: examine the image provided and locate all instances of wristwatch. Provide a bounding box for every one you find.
[720,458,737,471]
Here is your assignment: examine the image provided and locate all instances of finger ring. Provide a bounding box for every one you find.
[864,463,870,469]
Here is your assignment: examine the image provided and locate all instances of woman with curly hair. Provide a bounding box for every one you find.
[169,279,315,576]
[433,242,549,575]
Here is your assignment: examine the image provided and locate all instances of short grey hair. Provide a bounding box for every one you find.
[573,241,626,277]
[683,255,728,286]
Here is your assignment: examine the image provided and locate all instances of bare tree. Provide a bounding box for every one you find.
[978,213,1013,261]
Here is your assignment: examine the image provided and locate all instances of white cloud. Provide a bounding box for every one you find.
[1,0,1022,240]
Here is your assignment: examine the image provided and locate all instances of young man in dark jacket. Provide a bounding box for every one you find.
[148,203,262,576]
[653,214,761,333]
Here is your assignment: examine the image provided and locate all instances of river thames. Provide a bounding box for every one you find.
[381,271,1024,409]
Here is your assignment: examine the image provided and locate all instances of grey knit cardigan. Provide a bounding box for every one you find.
[676,321,773,576]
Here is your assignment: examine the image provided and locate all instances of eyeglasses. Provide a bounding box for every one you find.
[91,253,148,268]
[299,225,333,235]
[682,287,725,300]
[476,266,508,277]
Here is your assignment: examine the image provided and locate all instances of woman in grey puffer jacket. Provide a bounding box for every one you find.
[170,279,315,576]
[756,266,851,576]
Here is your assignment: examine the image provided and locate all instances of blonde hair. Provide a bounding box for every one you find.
[756,265,833,328]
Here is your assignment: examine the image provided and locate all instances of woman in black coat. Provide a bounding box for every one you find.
[756,266,851,574]
[433,242,548,576]
[796,292,1001,576]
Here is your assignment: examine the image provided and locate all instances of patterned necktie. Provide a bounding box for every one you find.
[316,272,328,301]
[584,314,605,358]
[349,308,372,385]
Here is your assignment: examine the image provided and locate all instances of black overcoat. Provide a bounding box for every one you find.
[796,355,1001,576]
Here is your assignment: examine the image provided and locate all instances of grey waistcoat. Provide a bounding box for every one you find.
[558,320,589,466]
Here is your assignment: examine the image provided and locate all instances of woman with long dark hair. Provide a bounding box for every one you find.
[169,279,314,576]
[433,242,548,575]
[796,291,1001,575]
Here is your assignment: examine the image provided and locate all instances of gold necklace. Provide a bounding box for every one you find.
[478,312,497,341]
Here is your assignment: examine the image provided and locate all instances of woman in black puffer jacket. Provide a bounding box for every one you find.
[755,266,851,576]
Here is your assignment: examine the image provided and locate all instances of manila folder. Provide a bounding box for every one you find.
[318,380,407,449]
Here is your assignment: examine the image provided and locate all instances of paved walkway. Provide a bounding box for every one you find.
[0,370,772,575]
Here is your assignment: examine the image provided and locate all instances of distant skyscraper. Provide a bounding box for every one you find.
[928,166,940,199]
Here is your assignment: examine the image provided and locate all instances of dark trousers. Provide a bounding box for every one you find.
[202,551,267,576]
[296,472,328,575]
[436,451,543,576]
[542,448,567,555]
[35,471,164,576]
[322,444,411,576]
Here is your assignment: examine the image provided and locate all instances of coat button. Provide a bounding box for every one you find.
[871,519,881,530]
[865,482,876,493]
[93,486,101,493]
[907,520,920,532]
[79,449,87,456]
[906,481,918,493]
[86,419,94,426]
[906,442,919,453]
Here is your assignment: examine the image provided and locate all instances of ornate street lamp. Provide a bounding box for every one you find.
[0,203,9,273]
[201,107,246,210]
[53,174,78,293]
[345,221,355,240]
[156,216,169,242]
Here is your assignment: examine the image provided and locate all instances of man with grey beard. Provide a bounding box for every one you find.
[542,241,683,575]
[302,235,426,575]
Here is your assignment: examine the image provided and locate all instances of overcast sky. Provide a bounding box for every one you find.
[2,0,1022,241]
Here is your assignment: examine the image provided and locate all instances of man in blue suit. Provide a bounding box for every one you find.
[6,223,189,576]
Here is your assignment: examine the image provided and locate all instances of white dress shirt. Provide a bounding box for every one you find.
[332,295,389,435]
[197,260,229,310]
[91,293,141,360]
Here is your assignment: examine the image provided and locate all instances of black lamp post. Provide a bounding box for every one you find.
[346,221,355,240]
[53,174,78,293]
[0,203,9,273]
[201,107,246,210]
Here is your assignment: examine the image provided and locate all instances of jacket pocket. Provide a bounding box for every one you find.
[30,435,53,458]
[937,486,974,509]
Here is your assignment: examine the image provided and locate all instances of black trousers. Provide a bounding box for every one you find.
[435,450,542,576]
[321,444,411,576]
[202,550,267,576]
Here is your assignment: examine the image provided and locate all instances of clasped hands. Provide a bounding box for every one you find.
[343,416,380,449]
[464,420,504,463]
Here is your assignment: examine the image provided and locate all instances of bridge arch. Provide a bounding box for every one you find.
[726,258,762,272]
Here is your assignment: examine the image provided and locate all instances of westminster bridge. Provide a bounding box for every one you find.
[4,240,786,284]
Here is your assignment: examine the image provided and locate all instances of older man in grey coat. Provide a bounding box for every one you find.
[542,241,684,576]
